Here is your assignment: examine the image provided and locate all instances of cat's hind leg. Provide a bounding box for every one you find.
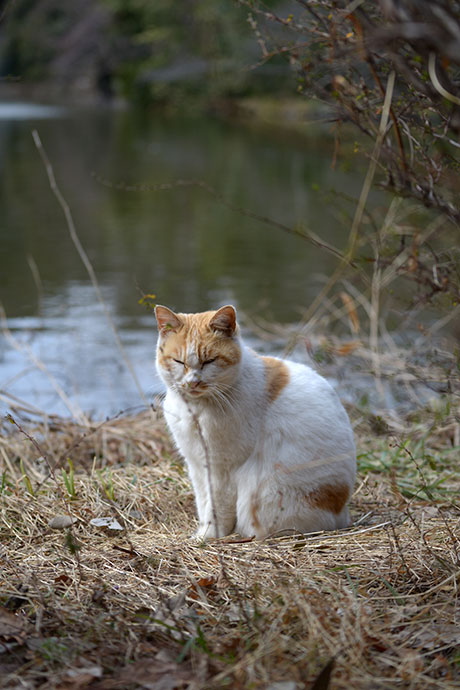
[235,470,351,539]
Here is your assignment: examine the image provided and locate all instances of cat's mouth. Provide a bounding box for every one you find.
[182,385,208,398]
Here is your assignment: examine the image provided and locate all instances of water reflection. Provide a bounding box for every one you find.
[0,102,65,119]
[0,102,370,417]
[1,284,159,418]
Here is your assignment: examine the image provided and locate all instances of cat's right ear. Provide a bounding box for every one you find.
[155,306,183,335]
[209,305,237,336]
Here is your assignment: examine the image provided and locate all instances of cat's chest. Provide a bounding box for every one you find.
[164,394,255,465]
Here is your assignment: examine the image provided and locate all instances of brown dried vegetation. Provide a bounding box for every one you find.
[1,404,459,690]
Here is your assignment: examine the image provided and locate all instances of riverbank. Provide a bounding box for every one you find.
[1,402,459,689]
[0,81,331,131]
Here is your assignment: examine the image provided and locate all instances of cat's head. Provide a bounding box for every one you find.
[155,305,241,401]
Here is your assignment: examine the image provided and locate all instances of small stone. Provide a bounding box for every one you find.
[48,515,78,530]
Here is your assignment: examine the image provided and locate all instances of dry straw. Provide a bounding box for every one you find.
[1,404,459,689]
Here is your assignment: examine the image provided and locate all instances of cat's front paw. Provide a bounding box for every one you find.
[193,523,220,541]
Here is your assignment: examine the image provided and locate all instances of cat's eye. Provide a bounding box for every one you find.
[202,357,217,367]
[172,358,185,366]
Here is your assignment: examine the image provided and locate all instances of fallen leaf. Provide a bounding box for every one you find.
[215,635,243,655]
[340,291,360,333]
[0,607,28,649]
[90,517,123,531]
[334,341,361,356]
[3,585,28,611]
[67,665,103,679]
[366,634,388,652]
[48,515,78,529]
[117,653,191,689]
[188,575,216,600]
[196,576,216,588]
[58,665,104,689]
[403,624,460,650]
[92,588,107,607]
[54,574,73,592]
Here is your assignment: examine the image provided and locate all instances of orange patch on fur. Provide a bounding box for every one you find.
[306,483,350,514]
[262,357,290,403]
[250,495,261,531]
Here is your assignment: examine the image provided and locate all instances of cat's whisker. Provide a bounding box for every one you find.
[209,393,226,415]
[207,387,229,413]
[210,385,239,415]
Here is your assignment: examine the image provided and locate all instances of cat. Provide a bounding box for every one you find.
[155,304,356,540]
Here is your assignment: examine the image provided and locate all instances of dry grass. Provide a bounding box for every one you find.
[0,405,459,690]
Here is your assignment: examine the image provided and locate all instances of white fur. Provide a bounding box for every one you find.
[157,335,356,540]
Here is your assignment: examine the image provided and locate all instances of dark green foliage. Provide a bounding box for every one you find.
[0,0,293,104]
[1,0,84,80]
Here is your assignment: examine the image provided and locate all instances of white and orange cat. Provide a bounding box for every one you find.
[155,304,356,540]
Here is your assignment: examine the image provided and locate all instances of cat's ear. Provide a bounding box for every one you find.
[155,306,183,334]
[209,305,237,336]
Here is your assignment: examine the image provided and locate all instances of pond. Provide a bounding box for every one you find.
[0,101,380,419]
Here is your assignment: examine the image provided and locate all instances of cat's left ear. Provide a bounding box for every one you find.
[155,305,183,334]
[209,305,237,336]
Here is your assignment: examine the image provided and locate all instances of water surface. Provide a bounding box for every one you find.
[0,101,377,418]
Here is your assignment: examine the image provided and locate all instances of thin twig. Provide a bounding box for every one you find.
[0,304,88,425]
[31,130,151,415]
[93,174,357,268]
[283,70,396,355]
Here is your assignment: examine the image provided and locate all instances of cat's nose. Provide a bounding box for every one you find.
[187,379,202,389]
